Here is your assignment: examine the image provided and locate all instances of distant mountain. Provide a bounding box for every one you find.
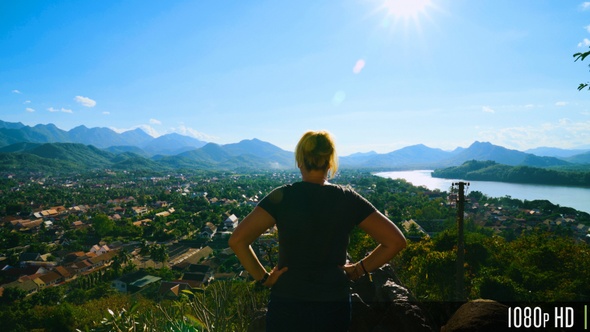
[341,141,574,169]
[175,143,232,164]
[173,139,292,169]
[223,139,293,165]
[0,121,25,130]
[0,120,204,156]
[445,141,527,166]
[0,122,71,146]
[525,147,590,158]
[0,138,294,173]
[446,141,571,167]
[119,128,155,146]
[368,144,452,168]
[340,151,378,167]
[68,125,140,148]
[1,120,590,172]
[140,133,207,155]
[565,151,590,164]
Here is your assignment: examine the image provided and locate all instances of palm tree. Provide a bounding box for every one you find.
[150,244,169,267]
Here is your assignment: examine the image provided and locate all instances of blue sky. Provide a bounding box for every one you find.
[2,0,590,155]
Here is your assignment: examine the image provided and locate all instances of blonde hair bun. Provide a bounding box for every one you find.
[295,130,338,178]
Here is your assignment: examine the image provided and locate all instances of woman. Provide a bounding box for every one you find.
[228,130,407,331]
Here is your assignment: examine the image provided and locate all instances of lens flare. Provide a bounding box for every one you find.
[353,59,366,74]
[332,91,346,106]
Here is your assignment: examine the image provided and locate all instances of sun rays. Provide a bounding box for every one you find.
[372,0,438,33]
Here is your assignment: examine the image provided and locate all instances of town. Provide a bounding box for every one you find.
[0,170,290,301]
[0,169,589,330]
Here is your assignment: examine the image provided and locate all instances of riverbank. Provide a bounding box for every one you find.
[375,170,590,214]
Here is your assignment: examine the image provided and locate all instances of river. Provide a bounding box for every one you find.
[375,170,590,214]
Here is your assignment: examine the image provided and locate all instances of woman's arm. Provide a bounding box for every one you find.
[228,206,287,286]
[344,210,406,278]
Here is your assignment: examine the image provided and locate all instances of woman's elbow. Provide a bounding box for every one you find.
[399,237,407,251]
[390,233,407,253]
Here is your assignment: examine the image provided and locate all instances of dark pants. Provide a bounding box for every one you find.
[265,294,351,332]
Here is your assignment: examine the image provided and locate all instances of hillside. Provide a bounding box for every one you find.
[0,139,294,173]
[0,143,150,172]
[432,160,590,187]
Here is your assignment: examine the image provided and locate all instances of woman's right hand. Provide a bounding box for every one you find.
[264,266,289,287]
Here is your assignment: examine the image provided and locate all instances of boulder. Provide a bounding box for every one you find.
[441,299,508,332]
[349,265,436,332]
[248,265,437,331]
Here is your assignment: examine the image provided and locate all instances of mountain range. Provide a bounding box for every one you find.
[1,120,589,172]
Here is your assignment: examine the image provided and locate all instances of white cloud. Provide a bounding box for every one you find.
[24,100,31,104]
[586,25,590,33]
[12,89,21,94]
[103,111,110,115]
[74,95,97,107]
[555,101,568,107]
[25,108,35,113]
[138,125,160,137]
[478,119,590,150]
[578,38,590,47]
[482,106,495,113]
[110,125,160,137]
[111,123,217,141]
[581,2,590,10]
[170,125,217,141]
[48,107,73,113]
[150,118,162,125]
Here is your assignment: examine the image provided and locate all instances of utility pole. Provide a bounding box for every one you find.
[453,181,469,302]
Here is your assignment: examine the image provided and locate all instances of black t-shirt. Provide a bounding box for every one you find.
[258,181,377,300]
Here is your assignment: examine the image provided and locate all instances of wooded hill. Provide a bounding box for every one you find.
[433,160,590,187]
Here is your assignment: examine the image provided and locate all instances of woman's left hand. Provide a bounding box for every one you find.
[342,263,362,281]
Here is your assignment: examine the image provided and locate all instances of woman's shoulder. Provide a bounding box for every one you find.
[323,183,365,199]
[325,182,355,192]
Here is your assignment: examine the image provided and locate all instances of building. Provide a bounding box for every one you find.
[111,271,162,293]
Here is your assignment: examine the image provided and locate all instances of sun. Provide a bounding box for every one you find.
[381,0,432,20]
[374,0,436,31]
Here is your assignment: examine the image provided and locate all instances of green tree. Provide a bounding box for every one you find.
[92,214,115,238]
[150,244,169,265]
[0,287,26,304]
[45,303,77,332]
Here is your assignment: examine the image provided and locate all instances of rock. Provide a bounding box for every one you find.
[247,265,437,331]
[441,299,508,332]
[349,265,436,332]
[247,308,267,332]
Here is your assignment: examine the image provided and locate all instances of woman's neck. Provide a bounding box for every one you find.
[300,168,328,185]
